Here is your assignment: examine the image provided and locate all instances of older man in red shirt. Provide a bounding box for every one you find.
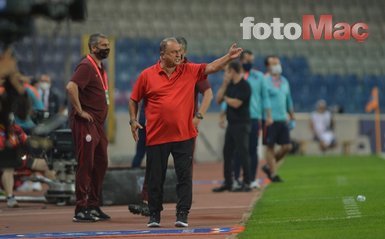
[128,36,213,218]
[129,37,242,228]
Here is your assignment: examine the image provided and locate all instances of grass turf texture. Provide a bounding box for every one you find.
[239,155,385,239]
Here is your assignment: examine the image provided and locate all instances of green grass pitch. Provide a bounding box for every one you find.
[239,155,385,239]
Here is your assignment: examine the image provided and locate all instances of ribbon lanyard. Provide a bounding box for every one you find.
[87,55,110,105]
[272,76,281,88]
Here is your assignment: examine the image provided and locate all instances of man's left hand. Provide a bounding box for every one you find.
[193,117,200,128]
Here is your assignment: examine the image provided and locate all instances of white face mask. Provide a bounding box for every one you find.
[40,82,51,91]
[271,64,282,75]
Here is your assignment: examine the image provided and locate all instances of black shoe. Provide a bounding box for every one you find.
[89,207,111,220]
[73,209,99,223]
[212,184,231,192]
[147,212,160,228]
[271,175,284,182]
[262,165,273,180]
[128,202,150,217]
[232,184,252,192]
[175,211,188,227]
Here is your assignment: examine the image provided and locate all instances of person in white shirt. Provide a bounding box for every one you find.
[310,100,337,152]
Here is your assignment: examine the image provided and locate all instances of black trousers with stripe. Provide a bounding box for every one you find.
[146,138,194,214]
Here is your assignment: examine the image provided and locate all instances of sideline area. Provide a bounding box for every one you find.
[0,162,265,239]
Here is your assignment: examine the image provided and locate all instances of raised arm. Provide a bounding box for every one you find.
[205,43,243,75]
[224,96,243,109]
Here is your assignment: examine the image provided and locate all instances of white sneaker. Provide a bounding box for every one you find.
[7,196,19,208]
[232,179,242,190]
[32,182,43,191]
[17,181,33,192]
[250,180,261,189]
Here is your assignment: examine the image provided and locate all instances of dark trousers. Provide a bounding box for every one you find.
[234,119,259,181]
[70,118,108,213]
[131,126,146,168]
[146,138,194,213]
[141,137,197,202]
[223,123,251,187]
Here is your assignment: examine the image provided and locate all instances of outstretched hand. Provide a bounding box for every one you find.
[0,48,17,78]
[228,43,243,60]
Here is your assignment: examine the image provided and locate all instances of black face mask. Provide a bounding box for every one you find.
[242,63,253,72]
[95,47,110,60]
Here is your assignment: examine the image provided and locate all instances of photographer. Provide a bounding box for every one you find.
[0,123,27,207]
[0,49,56,207]
[0,49,26,207]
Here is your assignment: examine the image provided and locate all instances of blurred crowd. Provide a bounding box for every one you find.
[0,50,64,207]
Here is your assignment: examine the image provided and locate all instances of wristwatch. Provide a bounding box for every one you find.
[129,119,137,126]
[195,112,204,120]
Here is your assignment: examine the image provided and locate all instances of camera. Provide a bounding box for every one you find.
[45,128,77,205]
[26,127,77,205]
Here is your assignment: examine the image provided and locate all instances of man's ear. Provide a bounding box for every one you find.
[91,45,98,53]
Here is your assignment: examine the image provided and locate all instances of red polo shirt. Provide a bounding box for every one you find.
[131,61,207,146]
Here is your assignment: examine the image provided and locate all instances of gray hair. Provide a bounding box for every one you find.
[88,33,107,51]
[176,36,188,51]
[159,37,178,55]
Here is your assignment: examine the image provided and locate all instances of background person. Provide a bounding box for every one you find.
[38,74,64,118]
[310,99,337,152]
[13,75,43,134]
[213,61,252,192]
[232,50,272,190]
[262,56,295,183]
[0,50,27,207]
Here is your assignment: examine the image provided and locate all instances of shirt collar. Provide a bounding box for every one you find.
[156,60,182,75]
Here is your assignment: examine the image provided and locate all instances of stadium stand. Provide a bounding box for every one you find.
[14,0,385,113]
